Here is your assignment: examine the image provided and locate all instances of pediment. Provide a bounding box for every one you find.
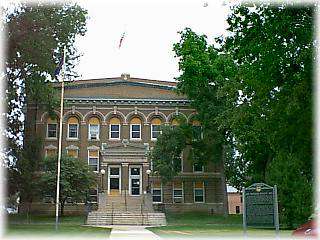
[100,141,148,156]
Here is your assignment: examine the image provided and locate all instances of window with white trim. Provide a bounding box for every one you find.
[152,181,162,203]
[88,150,99,172]
[68,117,79,139]
[194,181,205,203]
[47,123,57,138]
[130,117,142,140]
[109,117,121,140]
[88,117,100,140]
[173,181,183,203]
[151,118,162,140]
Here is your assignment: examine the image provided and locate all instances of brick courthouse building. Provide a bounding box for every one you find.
[24,74,228,224]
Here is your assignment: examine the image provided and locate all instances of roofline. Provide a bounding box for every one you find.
[73,76,177,84]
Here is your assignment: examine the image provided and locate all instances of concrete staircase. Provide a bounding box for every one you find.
[86,191,166,226]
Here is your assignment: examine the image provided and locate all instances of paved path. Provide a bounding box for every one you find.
[108,225,161,240]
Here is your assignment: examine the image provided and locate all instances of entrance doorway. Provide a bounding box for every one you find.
[108,166,121,195]
[129,166,142,196]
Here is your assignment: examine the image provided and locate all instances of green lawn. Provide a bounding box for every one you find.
[147,213,293,238]
[6,214,111,238]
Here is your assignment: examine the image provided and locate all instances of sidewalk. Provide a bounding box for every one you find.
[108,225,161,240]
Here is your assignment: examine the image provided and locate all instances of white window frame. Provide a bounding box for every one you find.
[88,124,100,140]
[193,163,204,173]
[67,123,79,139]
[152,184,162,203]
[130,124,141,140]
[129,165,142,196]
[194,182,205,203]
[109,124,121,140]
[151,124,161,141]
[47,123,57,139]
[88,150,99,172]
[108,165,121,195]
[173,182,184,203]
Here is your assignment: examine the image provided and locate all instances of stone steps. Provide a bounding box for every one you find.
[86,212,166,226]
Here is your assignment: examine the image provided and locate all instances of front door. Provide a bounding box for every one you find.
[108,166,121,195]
[129,166,142,196]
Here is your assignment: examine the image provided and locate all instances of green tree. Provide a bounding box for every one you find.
[39,154,96,216]
[4,2,88,214]
[170,4,313,227]
[5,2,88,161]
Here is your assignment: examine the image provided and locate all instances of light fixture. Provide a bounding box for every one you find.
[146,169,151,175]
[100,169,105,175]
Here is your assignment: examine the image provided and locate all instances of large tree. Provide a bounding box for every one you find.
[4,2,88,212]
[154,3,313,227]
[5,2,88,160]
[39,154,96,216]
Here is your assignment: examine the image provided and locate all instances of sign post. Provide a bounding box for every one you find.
[242,183,279,238]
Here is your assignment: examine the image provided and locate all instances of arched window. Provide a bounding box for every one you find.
[130,117,142,140]
[47,117,58,138]
[88,117,100,140]
[109,117,121,140]
[67,117,79,139]
[151,118,162,140]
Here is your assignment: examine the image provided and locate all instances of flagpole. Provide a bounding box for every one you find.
[55,46,66,231]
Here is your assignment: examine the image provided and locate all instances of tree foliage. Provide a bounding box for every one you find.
[5,2,88,160]
[156,3,314,227]
[4,2,88,210]
[39,154,96,216]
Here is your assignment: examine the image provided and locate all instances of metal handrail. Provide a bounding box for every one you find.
[141,203,144,225]
[111,202,114,225]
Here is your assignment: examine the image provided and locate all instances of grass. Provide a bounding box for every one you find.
[6,214,111,238]
[147,212,293,238]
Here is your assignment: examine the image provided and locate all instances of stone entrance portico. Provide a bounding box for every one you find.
[100,140,150,197]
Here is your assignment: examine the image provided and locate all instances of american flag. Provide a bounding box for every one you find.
[118,32,126,49]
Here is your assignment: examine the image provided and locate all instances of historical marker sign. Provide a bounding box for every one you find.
[242,183,279,236]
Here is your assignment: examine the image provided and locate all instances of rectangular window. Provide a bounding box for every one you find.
[47,124,57,138]
[151,125,161,140]
[236,206,240,214]
[88,188,98,203]
[110,124,120,139]
[173,182,183,203]
[89,124,99,140]
[68,124,78,139]
[194,181,204,203]
[193,163,204,172]
[88,150,99,172]
[130,124,141,139]
[152,182,162,203]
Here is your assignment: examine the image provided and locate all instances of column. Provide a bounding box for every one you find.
[142,163,150,194]
[121,163,129,195]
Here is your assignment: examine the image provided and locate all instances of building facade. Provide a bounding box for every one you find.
[24,74,228,216]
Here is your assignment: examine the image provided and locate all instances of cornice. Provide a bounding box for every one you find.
[64,97,191,106]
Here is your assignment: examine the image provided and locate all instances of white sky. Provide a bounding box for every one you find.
[75,0,231,81]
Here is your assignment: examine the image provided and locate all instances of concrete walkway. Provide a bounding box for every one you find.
[108,225,161,240]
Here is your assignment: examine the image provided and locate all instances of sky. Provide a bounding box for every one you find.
[75,0,231,81]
